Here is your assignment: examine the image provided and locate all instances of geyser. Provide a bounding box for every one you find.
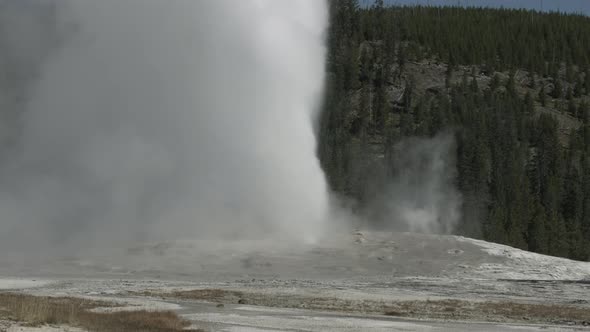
[0,0,329,250]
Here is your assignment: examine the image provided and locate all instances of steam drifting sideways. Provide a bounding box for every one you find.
[0,0,330,250]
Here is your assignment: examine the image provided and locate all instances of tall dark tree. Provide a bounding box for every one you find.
[552,79,563,99]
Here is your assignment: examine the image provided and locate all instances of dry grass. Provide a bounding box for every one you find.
[156,288,365,312]
[0,293,203,332]
[77,310,198,332]
[156,288,590,326]
[171,289,244,303]
[384,299,590,325]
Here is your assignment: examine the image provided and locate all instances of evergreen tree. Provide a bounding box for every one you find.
[524,92,535,115]
[470,75,479,93]
[566,86,574,101]
[528,201,548,254]
[547,213,569,257]
[565,63,574,83]
[574,76,584,98]
[528,71,536,89]
[487,205,508,245]
[579,101,589,123]
[552,79,563,99]
[489,74,501,92]
[568,99,577,117]
[397,44,406,75]
[538,85,547,106]
[506,72,517,96]
[445,64,453,88]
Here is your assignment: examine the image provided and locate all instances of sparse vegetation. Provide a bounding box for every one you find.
[385,299,590,325]
[0,293,203,332]
[149,288,590,326]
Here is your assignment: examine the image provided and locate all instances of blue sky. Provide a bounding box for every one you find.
[360,0,590,15]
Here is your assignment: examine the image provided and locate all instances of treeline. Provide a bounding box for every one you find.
[356,2,590,74]
[319,0,590,260]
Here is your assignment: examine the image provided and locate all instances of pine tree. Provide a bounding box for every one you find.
[524,92,535,115]
[373,72,388,132]
[539,85,547,106]
[528,71,536,89]
[552,79,563,99]
[579,101,589,123]
[550,62,559,80]
[490,74,501,92]
[574,76,584,98]
[487,205,508,245]
[547,213,568,257]
[566,86,574,101]
[470,76,479,93]
[399,112,414,137]
[397,45,406,75]
[568,99,577,117]
[569,220,587,260]
[565,63,574,83]
[445,64,453,88]
[528,201,548,254]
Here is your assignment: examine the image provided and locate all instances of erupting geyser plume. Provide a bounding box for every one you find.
[0,0,329,251]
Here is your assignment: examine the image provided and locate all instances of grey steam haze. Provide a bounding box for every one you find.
[0,1,461,252]
[0,0,330,250]
[371,135,461,234]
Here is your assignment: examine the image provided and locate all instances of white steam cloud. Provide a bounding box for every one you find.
[0,0,329,250]
[372,134,461,234]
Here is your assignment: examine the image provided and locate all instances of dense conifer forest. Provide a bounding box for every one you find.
[319,0,590,260]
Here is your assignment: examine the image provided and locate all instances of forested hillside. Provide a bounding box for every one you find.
[319,1,590,260]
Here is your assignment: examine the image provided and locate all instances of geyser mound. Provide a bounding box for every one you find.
[0,0,329,250]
